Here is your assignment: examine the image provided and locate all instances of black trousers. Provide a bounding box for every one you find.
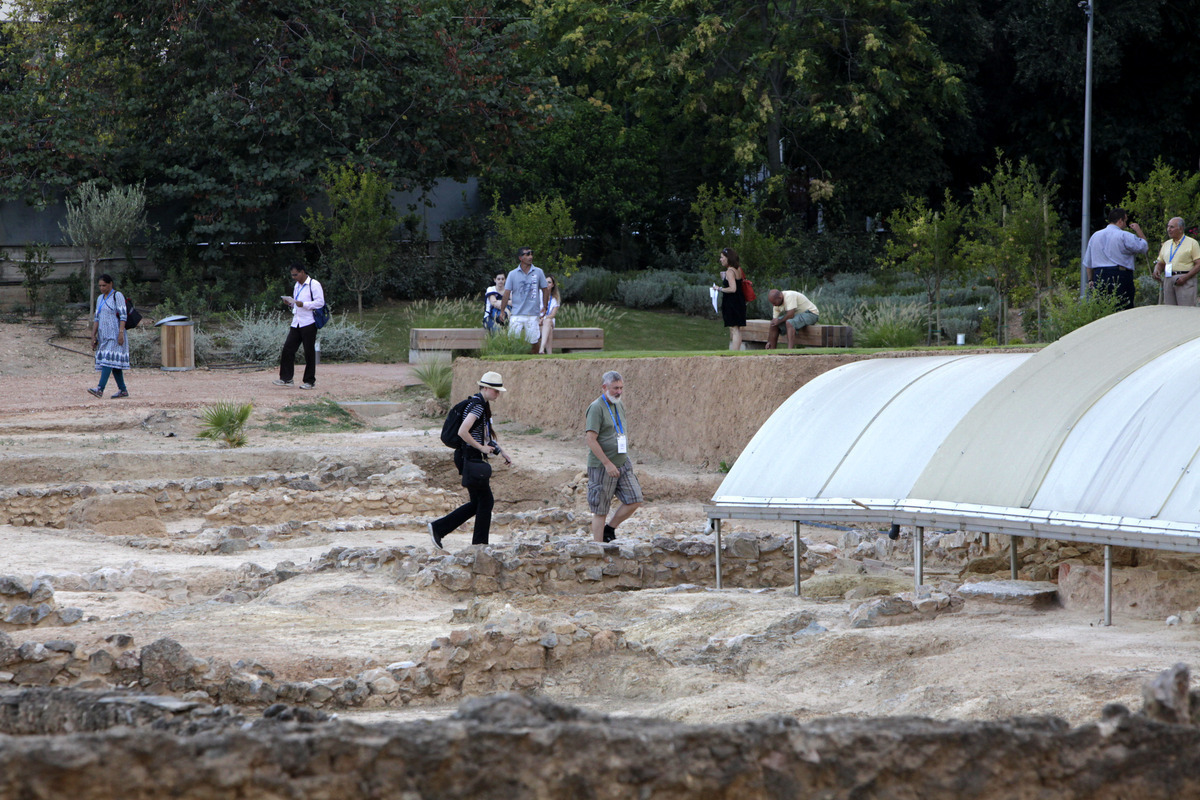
[280,323,317,385]
[431,448,493,545]
[1093,267,1135,310]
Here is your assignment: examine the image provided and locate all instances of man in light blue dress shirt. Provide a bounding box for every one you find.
[1082,207,1148,310]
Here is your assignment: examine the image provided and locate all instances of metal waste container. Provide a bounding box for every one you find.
[156,315,195,371]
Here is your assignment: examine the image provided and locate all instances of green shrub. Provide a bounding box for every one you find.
[941,316,980,341]
[383,219,485,301]
[674,285,719,318]
[1043,286,1124,341]
[317,314,378,362]
[194,328,215,366]
[1135,274,1160,308]
[127,328,156,366]
[480,329,533,357]
[847,299,926,348]
[941,285,998,307]
[617,277,675,308]
[43,286,84,337]
[228,304,286,364]
[394,298,479,349]
[562,267,619,304]
[414,361,452,401]
[16,243,54,311]
[555,302,625,329]
[805,287,852,325]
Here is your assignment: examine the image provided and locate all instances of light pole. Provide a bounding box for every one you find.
[1079,0,1094,298]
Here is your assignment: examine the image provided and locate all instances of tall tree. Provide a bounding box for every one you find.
[526,0,962,215]
[302,163,401,315]
[0,1,551,248]
[960,156,1060,343]
[60,182,147,311]
[882,190,966,343]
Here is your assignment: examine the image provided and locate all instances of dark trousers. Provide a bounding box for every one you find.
[431,449,493,545]
[1093,267,1135,310]
[280,323,317,385]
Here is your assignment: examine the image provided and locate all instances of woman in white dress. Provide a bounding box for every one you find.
[538,275,561,354]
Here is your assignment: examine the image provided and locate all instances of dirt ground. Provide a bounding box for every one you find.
[1,322,1194,727]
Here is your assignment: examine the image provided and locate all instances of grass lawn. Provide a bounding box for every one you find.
[355,301,730,362]
[351,300,1040,364]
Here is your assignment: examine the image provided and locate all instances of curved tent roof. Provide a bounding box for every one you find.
[709,306,1200,553]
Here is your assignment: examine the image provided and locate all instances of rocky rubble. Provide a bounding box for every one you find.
[0,456,423,529]
[321,531,810,595]
[849,588,964,628]
[0,607,634,709]
[0,574,82,631]
[5,666,1200,799]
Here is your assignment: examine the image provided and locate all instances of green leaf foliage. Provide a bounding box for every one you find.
[197,401,254,448]
[303,162,401,314]
[488,194,581,277]
[0,1,550,246]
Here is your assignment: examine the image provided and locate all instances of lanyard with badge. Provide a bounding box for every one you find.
[1167,240,1184,276]
[602,395,627,454]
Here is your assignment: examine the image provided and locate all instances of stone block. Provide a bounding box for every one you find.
[848,596,917,629]
[958,580,1058,607]
[67,493,167,537]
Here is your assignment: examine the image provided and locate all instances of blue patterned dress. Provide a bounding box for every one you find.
[94,290,131,371]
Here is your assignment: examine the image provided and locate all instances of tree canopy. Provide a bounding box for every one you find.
[0,0,551,248]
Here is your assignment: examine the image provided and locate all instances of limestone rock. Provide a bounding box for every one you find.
[67,494,167,538]
[958,579,1059,607]
[139,639,199,691]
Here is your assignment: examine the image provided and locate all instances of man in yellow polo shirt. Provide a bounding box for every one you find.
[1152,217,1200,306]
[766,289,819,349]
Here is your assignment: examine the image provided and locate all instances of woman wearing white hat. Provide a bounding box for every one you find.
[428,371,512,549]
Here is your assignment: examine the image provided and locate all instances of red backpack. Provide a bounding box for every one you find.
[741,278,756,302]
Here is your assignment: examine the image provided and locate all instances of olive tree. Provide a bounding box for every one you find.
[60,182,147,311]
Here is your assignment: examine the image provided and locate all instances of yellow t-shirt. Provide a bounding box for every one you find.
[772,290,818,319]
[1156,235,1200,276]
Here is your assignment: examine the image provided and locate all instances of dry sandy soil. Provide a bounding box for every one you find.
[1,321,1195,727]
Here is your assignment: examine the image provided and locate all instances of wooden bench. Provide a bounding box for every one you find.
[740,319,854,348]
[409,327,605,363]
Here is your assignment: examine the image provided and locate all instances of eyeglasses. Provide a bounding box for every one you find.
[520,251,533,256]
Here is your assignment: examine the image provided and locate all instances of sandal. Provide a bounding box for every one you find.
[111,390,129,399]
[86,387,103,398]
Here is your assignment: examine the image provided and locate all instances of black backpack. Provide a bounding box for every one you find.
[440,396,476,449]
[124,296,143,329]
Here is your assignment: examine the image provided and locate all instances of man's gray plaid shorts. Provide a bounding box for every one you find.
[587,461,643,516]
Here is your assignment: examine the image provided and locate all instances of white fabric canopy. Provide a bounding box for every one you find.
[710,306,1200,552]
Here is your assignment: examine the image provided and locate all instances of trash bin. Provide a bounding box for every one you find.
[155,315,195,371]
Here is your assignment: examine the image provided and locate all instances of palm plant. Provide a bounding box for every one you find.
[197,401,253,448]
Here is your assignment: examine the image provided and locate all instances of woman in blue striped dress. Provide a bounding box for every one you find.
[87,274,131,399]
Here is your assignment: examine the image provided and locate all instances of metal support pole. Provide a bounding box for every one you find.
[793,520,802,597]
[1010,535,1020,579]
[714,518,723,590]
[1080,0,1095,298]
[1104,545,1113,626]
[915,526,925,591]
[982,532,990,551]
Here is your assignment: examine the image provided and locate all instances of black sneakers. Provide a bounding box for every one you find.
[428,522,444,550]
[603,524,616,542]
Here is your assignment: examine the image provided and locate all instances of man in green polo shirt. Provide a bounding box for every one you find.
[584,370,643,543]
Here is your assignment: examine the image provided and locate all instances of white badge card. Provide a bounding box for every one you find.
[616,434,628,454]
